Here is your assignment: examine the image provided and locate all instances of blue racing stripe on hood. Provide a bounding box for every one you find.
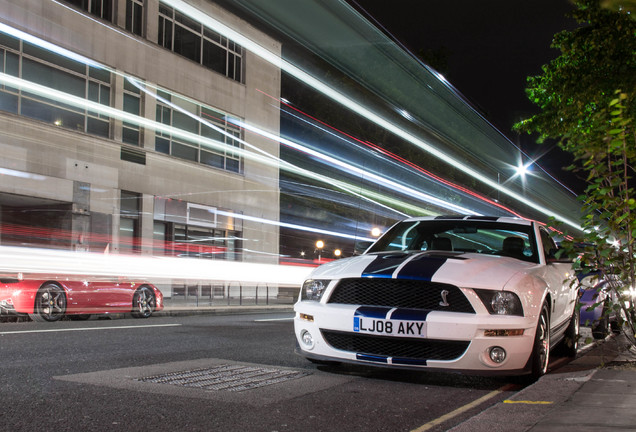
[396,255,447,281]
[361,252,411,278]
[361,252,449,281]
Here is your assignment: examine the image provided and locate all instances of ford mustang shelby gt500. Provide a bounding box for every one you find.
[294,216,579,378]
[0,274,163,321]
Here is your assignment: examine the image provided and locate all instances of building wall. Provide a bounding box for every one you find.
[0,0,281,264]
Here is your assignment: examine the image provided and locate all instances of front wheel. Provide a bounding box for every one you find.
[529,301,550,380]
[557,307,579,357]
[131,286,156,318]
[29,283,66,322]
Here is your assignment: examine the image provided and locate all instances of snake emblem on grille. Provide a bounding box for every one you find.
[439,289,450,307]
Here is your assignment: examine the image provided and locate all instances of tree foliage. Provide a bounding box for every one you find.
[515,0,636,343]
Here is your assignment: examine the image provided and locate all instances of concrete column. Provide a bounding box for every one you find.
[112,73,124,143]
[72,181,90,251]
[141,84,156,150]
[145,0,159,44]
[140,193,155,255]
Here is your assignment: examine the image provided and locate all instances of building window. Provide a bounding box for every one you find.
[125,0,144,36]
[158,3,244,83]
[155,89,243,173]
[120,190,141,253]
[63,0,114,22]
[122,78,143,145]
[170,224,239,260]
[0,32,112,138]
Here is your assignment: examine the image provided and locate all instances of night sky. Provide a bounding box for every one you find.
[350,0,582,189]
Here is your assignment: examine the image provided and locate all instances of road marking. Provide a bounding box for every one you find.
[411,384,516,432]
[0,323,181,335]
[503,400,553,405]
[254,317,294,322]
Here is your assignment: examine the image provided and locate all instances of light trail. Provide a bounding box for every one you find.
[274,95,524,218]
[0,246,313,286]
[163,0,583,231]
[0,12,580,274]
[0,68,476,220]
[0,17,473,222]
[0,71,407,221]
[232,118,480,216]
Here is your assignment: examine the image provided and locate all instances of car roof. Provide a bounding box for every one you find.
[401,215,534,226]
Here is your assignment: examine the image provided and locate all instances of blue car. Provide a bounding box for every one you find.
[578,271,620,339]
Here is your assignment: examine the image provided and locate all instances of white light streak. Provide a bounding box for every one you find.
[163,0,583,231]
[216,210,375,242]
[233,118,479,215]
[0,246,312,286]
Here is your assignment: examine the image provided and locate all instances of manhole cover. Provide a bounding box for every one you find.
[137,364,309,392]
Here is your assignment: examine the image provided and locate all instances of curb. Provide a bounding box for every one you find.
[449,332,635,432]
[154,303,294,317]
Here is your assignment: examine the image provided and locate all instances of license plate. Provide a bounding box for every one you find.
[353,316,426,338]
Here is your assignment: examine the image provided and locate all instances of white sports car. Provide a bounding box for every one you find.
[294,216,579,378]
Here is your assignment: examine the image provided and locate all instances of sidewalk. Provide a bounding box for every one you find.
[450,332,636,431]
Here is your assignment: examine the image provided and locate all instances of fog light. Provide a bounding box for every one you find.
[489,346,507,363]
[300,330,315,349]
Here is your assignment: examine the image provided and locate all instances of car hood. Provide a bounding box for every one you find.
[310,250,536,290]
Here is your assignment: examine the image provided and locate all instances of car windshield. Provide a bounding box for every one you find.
[367,220,539,264]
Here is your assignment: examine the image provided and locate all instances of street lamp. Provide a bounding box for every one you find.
[315,240,324,262]
[334,249,342,258]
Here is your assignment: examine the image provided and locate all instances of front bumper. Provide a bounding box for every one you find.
[294,302,538,375]
[0,299,18,315]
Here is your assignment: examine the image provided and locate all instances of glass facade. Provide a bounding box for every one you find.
[0,4,254,262]
[63,0,114,22]
[125,0,144,36]
[158,3,244,83]
[0,33,112,138]
[155,89,243,173]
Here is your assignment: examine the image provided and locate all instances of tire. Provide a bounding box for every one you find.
[559,307,579,357]
[529,301,550,380]
[29,283,66,322]
[592,314,611,339]
[131,285,156,318]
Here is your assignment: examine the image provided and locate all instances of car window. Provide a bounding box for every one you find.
[540,228,558,259]
[367,220,539,263]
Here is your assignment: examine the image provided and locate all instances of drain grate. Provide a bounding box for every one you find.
[137,364,309,392]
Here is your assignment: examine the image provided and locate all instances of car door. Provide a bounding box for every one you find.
[88,278,134,311]
[538,229,577,328]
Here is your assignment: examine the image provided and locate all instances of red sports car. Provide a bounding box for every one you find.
[0,274,163,322]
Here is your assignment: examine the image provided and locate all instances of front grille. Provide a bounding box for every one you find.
[327,278,474,313]
[321,330,469,361]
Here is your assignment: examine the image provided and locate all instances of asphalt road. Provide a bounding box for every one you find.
[0,312,544,432]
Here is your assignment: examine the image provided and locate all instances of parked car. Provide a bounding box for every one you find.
[578,271,621,339]
[0,274,163,321]
[294,216,579,379]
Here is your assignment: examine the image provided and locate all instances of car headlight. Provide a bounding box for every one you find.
[301,279,330,301]
[475,290,523,316]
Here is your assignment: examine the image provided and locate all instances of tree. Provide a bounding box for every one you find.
[601,0,636,16]
[515,0,636,344]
